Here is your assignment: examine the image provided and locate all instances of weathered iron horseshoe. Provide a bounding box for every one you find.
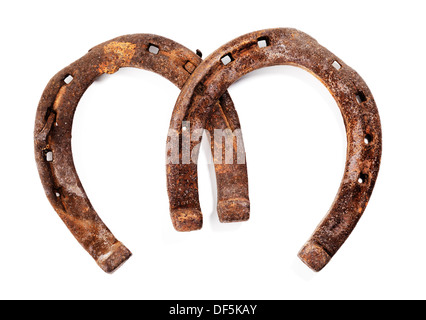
[34,34,249,273]
[168,28,382,271]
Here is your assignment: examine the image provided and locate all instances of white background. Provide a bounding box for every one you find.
[0,0,425,300]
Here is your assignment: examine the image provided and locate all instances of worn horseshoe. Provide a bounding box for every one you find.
[168,28,382,271]
[34,34,249,273]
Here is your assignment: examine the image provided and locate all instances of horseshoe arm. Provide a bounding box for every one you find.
[166,91,250,230]
[34,34,249,272]
[169,28,382,271]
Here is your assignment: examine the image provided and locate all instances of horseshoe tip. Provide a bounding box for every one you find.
[171,208,203,232]
[217,199,250,223]
[97,242,132,274]
[297,241,331,272]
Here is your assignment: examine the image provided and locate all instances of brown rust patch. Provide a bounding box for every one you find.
[98,41,137,74]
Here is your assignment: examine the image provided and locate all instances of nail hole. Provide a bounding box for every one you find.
[184,61,196,74]
[332,61,341,70]
[64,75,73,84]
[45,150,53,162]
[220,54,233,66]
[55,192,61,197]
[364,134,373,145]
[148,44,159,55]
[257,36,270,48]
[356,91,367,104]
[358,173,368,184]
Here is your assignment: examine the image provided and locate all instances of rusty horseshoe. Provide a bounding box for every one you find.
[34,34,249,273]
[168,28,382,271]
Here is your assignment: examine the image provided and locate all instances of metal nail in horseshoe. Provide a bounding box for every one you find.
[34,34,249,273]
[168,28,382,271]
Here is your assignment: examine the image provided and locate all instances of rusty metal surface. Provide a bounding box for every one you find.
[34,34,249,273]
[167,88,250,232]
[168,28,382,271]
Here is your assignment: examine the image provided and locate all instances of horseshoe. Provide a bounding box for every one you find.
[168,28,382,271]
[34,34,249,273]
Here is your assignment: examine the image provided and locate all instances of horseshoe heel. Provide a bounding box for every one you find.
[34,34,249,272]
[205,95,250,223]
[167,90,250,230]
[169,28,382,271]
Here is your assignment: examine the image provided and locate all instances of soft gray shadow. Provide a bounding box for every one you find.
[291,256,316,281]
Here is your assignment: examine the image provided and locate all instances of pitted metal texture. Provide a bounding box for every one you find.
[34,34,250,273]
[167,28,382,271]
